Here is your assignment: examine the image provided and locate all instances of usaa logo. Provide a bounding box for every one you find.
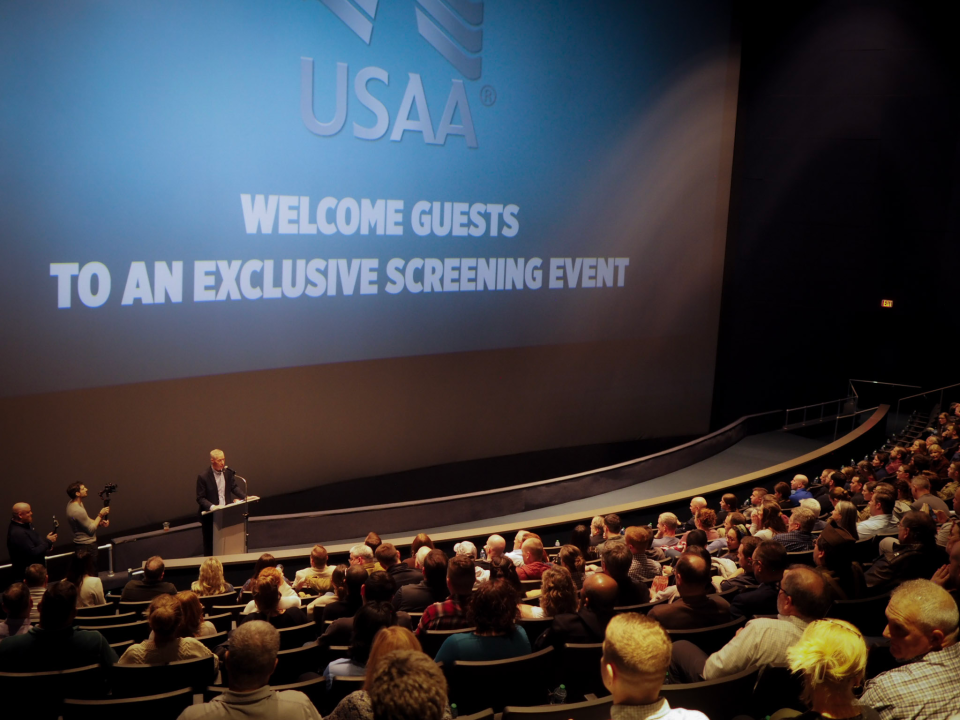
[301,0,483,148]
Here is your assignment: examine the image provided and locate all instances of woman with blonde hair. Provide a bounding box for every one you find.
[830,501,860,540]
[119,594,218,671]
[176,591,216,638]
[191,557,233,596]
[772,618,878,720]
[326,627,452,720]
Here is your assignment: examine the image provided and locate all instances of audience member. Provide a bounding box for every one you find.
[892,479,913,522]
[716,493,739,526]
[830,501,860,540]
[119,594,218,672]
[0,582,32,638]
[64,547,104,608]
[293,545,333,593]
[242,553,279,592]
[479,534,506,569]
[416,555,475,636]
[434,579,531,663]
[648,554,731,630]
[625,525,662,582]
[0,580,117,671]
[719,524,746,561]
[684,497,708,532]
[932,541,960,592]
[589,516,606,548]
[23,563,46,624]
[602,542,650,607]
[241,564,301,615]
[404,533,434,569]
[177,590,217,638]
[452,541,488,585]
[799,498,828,531]
[860,580,960,719]
[539,566,579,618]
[728,540,787,619]
[597,514,625,555]
[516,537,553,581]
[569,525,594,560]
[308,563,348,615]
[865,511,942,592]
[814,525,863,600]
[856,492,898,539]
[365,532,382,554]
[773,507,817,551]
[653,512,681,548]
[350,544,381,574]
[322,565,367,623]
[790,475,813,501]
[393,549,449,612]
[376,543,422,589]
[602,613,709,720]
[324,601,396,688]
[783,619,872,720]
[242,568,309,628]
[505,530,532,565]
[774,481,793,509]
[368,650,448,720]
[120,555,178,602]
[744,487,767,512]
[558,544,586,589]
[719,536,762,593]
[910,475,950,515]
[179,620,321,720]
[6,502,56,582]
[753,502,788,541]
[325,627,425,720]
[535,571,618,649]
[670,566,831,682]
[192,557,234,597]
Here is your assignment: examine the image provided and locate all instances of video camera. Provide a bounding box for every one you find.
[99,483,118,507]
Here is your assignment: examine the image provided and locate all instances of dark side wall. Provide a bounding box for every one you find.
[713,0,960,426]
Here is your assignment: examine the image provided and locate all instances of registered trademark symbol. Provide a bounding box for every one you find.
[480,85,497,107]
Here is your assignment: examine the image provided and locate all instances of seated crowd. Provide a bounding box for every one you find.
[3,411,960,719]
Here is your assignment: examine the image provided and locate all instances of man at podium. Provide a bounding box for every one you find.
[197,449,246,556]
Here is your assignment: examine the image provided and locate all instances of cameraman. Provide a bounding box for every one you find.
[66,483,109,560]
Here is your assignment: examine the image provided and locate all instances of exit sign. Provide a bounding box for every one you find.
[881,299,894,308]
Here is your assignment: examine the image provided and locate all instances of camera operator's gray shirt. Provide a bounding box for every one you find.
[66,501,98,545]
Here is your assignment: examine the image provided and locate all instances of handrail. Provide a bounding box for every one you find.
[786,396,855,413]
[0,543,112,576]
[848,379,921,389]
[897,381,960,404]
[833,406,878,441]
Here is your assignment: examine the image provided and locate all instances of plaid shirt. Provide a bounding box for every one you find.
[771,531,814,552]
[861,642,960,720]
[415,594,471,637]
[629,553,661,582]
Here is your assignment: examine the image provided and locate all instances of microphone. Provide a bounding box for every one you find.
[224,466,245,481]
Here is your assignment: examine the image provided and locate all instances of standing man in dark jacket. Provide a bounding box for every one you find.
[7,503,57,581]
[197,448,246,556]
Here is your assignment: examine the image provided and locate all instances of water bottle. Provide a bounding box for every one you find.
[450,703,458,718]
[555,540,560,547]
[480,548,486,560]
[550,685,567,704]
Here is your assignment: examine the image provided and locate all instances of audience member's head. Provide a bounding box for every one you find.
[799,498,822,517]
[831,501,859,538]
[446,555,476,597]
[363,626,421,692]
[453,541,477,559]
[789,507,817,534]
[24,563,47,588]
[559,544,585,578]
[689,497,707,517]
[253,568,283,615]
[696,509,717,532]
[738,536,761,574]
[350,544,375,566]
[521,537,546,565]
[365,532,382,553]
[900,511,937,547]
[601,542,633,582]
[363,571,398,603]
[1,582,31,620]
[146,593,182,644]
[350,601,397,664]
[787,619,867,712]
[721,493,739,512]
[774,482,791,501]
[423,549,449,594]
[675,553,711,596]
[752,540,788,583]
[176,590,205,638]
[411,533,435,559]
[602,613,672,705]
[415,546,432,569]
[884,579,959,660]
[197,557,229,596]
[791,475,809,490]
[487,556,522,594]
[778,566,832,621]
[330,564,349,600]
[590,516,605,537]
[375,543,401,569]
[870,492,895,516]
[580,572,619,616]
[684,529,708,549]
[469,579,518,635]
[144,555,165,582]
[624,525,652,555]
[226,620,280,692]
[38,580,77,630]
[310,544,329,570]
[369,650,448,720]
[344,565,369,604]
[657,512,679,536]
[603,514,622,538]
[249,553,277,582]
[540,566,578,617]
[483,534,506,561]
[570,525,591,556]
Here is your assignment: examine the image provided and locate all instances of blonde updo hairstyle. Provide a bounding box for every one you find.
[786,619,867,701]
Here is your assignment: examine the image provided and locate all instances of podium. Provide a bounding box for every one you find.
[202,498,259,555]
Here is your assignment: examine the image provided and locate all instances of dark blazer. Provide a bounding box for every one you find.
[614,577,650,607]
[719,571,759,594]
[6,521,52,578]
[646,594,731,630]
[392,581,449,613]
[728,581,778,619]
[196,467,245,513]
[386,563,423,589]
[120,578,178,603]
[535,607,611,650]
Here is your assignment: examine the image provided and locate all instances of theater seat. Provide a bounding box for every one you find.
[445,646,555,714]
[661,665,760,720]
[503,694,613,720]
[110,655,216,697]
[78,619,150,645]
[828,593,891,637]
[62,687,192,720]
[75,602,116,618]
[665,616,746,655]
[559,643,605,701]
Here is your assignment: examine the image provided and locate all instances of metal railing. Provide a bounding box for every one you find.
[0,542,114,577]
[832,406,879,441]
[896,381,960,422]
[785,396,858,428]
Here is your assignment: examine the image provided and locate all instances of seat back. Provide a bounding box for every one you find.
[559,643,605,702]
[77,620,150,645]
[211,604,246,625]
[77,612,137,627]
[786,550,815,566]
[272,642,325,684]
[854,537,877,565]
[196,630,229,651]
[661,665,761,720]
[199,591,238,612]
[665,615,746,655]
[421,627,475,658]
[446,647,554,714]
[613,599,666,614]
[278,621,319,649]
[272,675,327,711]
[0,664,105,718]
[503,694,613,720]
[109,655,217,697]
[117,600,153,617]
[752,664,804,718]
[828,592,891,637]
[62,687,193,720]
[76,602,116,618]
[323,675,365,715]
[205,611,233,633]
[518,617,553,644]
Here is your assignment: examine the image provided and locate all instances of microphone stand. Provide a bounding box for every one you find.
[233,473,250,554]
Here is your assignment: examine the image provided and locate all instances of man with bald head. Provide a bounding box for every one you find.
[647,554,731,630]
[683,497,708,532]
[517,538,553,581]
[860,580,960,719]
[535,571,619,649]
[670,565,832,682]
[477,534,506,571]
[505,530,531,566]
[7,503,57,581]
[789,474,812,501]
